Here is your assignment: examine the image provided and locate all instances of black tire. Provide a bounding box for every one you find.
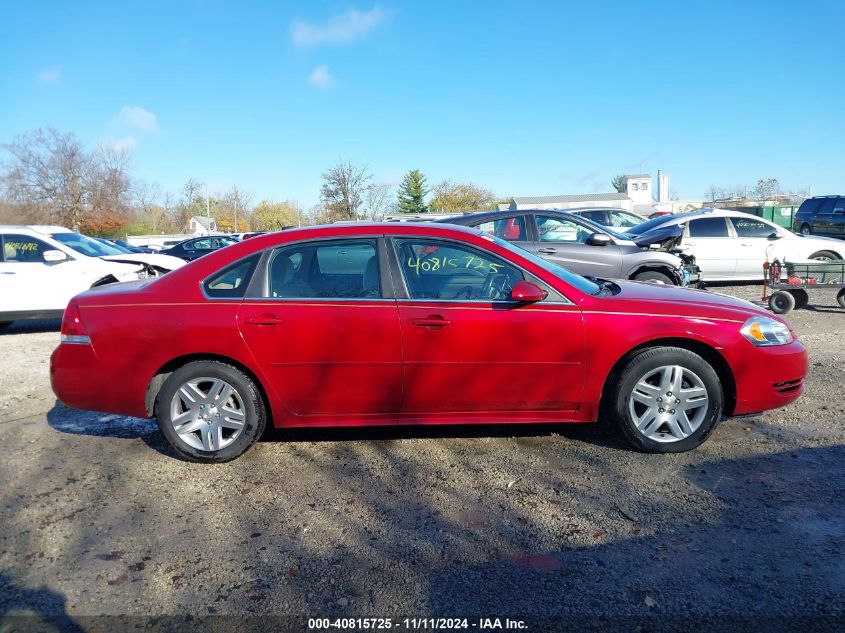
[154,360,266,463]
[609,347,723,453]
[809,250,840,262]
[800,224,812,236]
[632,270,675,285]
[837,289,845,310]
[789,289,809,310]
[769,290,796,314]
[0,322,12,330]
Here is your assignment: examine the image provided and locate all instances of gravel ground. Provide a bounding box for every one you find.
[1,287,844,631]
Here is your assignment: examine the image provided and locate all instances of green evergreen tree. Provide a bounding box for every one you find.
[397,169,429,213]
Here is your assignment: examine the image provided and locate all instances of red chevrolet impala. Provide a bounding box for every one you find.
[50,223,807,462]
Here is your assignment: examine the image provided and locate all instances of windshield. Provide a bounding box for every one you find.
[50,232,125,257]
[484,234,601,295]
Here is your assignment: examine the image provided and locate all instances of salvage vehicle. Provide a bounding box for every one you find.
[438,210,700,286]
[0,225,184,328]
[628,209,845,282]
[51,223,806,462]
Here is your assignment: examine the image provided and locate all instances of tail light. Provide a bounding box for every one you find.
[61,300,91,345]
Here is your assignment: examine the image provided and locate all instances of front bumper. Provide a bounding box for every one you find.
[731,340,808,416]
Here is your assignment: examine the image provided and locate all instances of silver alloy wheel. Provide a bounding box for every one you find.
[628,365,709,443]
[169,377,246,451]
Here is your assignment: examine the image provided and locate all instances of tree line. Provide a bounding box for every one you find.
[0,127,502,237]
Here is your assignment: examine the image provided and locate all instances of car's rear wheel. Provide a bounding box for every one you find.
[610,347,722,453]
[0,322,12,330]
[809,250,840,262]
[837,289,845,310]
[155,361,266,462]
[632,270,674,285]
[800,224,812,236]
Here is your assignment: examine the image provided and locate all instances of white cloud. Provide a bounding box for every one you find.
[37,66,62,84]
[113,105,159,135]
[291,7,384,46]
[308,65,335,89]
[100,136,139,153]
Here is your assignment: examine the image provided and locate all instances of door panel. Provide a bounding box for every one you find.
[238,238,403,417]
[398,302,585,413]
[728,217,777,277]
[392,237,585,414]
[684,218,735,279]
[239,301,403,416]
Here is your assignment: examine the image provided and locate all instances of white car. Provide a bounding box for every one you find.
[628,209,845,281]
[0,225,186,328]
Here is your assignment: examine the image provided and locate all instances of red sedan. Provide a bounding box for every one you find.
[51,223,807,462]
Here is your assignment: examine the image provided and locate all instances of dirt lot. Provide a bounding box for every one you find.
[1,285,844,631]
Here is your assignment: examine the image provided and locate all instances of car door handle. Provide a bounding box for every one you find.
[0,271,15,275]
[410,316,451,327]
[538,247,557,254]
[243,314,284,326]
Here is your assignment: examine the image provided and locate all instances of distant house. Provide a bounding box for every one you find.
[188,215,217,234]
[507,192,634,212]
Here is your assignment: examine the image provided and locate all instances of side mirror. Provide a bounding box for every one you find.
[585,233,612,247]
[510,280,547,303]
[767,232,783,241]
[43,250,69,264]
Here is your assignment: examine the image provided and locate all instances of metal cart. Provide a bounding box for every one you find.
[762,260,845,314]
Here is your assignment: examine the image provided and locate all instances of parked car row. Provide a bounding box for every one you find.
[437,210,701,287]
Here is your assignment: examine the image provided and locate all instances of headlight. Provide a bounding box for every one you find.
[740,316,793,347]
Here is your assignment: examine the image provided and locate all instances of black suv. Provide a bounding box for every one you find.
[793,196,845,238]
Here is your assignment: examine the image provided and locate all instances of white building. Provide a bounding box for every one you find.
[508,193,634,212]
[189,215,217,234]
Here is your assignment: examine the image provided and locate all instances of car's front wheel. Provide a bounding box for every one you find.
[610,347,723,453]
[155,361,266,462]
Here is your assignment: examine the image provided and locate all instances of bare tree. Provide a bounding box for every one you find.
[134,180,167,232]
[320,160,371,221]
[364,182,394,220]
[1,127,92,228]
[752,178,781,202]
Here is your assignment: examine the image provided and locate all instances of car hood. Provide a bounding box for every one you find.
[101,253,186,271]
[603,279,772,321]
[629,224,684,251]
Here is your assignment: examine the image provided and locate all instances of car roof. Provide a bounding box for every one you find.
[0,225,71,234]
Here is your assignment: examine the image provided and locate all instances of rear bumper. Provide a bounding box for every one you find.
[50,343,149,418]
[732,340,808,415]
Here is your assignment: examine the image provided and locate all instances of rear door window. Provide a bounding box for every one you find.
[729,217,773,238]
[267,239,380,299]
[833,198,845,213]
[688,217,729,238]
[474,216,528,242]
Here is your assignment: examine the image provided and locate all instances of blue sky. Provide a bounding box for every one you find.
[2,1,844,207]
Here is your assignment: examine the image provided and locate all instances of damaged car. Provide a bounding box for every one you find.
[0,225,185,328]
[437,210,701,287]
